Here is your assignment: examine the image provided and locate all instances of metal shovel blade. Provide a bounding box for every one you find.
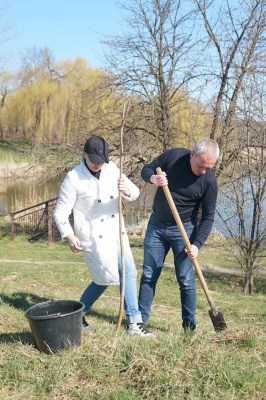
[209,309,227,332]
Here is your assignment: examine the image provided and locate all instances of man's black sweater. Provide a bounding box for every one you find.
[141,148,218,249]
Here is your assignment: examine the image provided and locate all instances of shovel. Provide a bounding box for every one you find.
[156,167,227,332]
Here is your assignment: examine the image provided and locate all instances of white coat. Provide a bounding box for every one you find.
[54,159,140,285]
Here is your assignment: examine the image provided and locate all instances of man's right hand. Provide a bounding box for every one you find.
[150,172,168,186]
[65,234,83,253]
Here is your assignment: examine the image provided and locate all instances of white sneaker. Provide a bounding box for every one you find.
[127,323,155,337]
[82,316,95,331]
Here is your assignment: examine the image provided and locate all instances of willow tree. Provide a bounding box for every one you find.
[4,73,72,144]
[0,0,14,138]
[4,54,120,143]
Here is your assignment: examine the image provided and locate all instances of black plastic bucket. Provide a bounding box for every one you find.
[25,300,84,354]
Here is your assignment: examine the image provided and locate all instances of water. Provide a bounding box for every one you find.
[214,180,266,239]
[0,193,8,215]
[3,176,262,240]
[0,177,63,216]
[0,175,225,234]
[0,176,154,217]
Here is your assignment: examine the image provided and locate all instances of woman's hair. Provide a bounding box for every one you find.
[193,137,220,159]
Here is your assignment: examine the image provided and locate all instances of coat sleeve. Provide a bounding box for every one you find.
[53,173,77,239]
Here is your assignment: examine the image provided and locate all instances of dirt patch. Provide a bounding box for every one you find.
[1,273,20,281]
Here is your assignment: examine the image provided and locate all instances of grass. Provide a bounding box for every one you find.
[0,142,25,164]
[0,226,266,399]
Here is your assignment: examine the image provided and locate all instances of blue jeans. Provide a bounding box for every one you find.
[80,250,143,324]
[138,213,197,330]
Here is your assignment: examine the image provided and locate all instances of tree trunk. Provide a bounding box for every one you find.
[243,263,254,294]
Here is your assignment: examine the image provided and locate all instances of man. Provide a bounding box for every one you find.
[54,136,153,337]
[138,137,220,332]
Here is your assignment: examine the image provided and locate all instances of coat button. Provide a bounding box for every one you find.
[122,232,125,235]
[110,196,113,199]
[101,219,104,222]
[99,235,102,238]
[111,215,115,218]
[98,199,101,203]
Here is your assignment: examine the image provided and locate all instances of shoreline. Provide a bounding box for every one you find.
[0,160,44,180]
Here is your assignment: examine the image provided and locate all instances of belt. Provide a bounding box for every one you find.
[152,212,194,226]
[151,212,177,226]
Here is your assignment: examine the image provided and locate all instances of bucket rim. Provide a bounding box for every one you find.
[25,300,84,320]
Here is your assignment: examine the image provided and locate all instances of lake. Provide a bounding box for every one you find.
[0,176,229,235]
[0,176,155,221]
[0,177,63,216]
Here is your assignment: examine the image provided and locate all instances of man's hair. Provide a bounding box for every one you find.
[193,137,220,159]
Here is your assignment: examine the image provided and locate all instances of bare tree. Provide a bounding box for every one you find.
[104,0,200,153]
[194,0,266,176]
[18,47,60,86]
[216,73,266,294]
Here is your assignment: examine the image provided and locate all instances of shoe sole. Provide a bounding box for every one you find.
[127,330,155,337]
[82,326,95,331]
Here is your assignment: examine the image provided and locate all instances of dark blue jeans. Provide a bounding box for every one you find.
[138,213,197,330]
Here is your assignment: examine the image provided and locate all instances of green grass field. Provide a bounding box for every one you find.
[0,142,25,164]
[0,229,265,399]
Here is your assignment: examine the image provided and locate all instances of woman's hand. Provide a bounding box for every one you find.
[118,178,131,197]
[65,233,83,253]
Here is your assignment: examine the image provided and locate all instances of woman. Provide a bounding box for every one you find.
[54,136,153,337]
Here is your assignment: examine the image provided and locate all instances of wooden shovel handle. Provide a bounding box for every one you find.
[117,102,129,329]
[156,167,217,311]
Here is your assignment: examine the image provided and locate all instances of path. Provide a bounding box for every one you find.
[0,259,265,276]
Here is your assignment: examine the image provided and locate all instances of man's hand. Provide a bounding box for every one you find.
[150,172,168,186]
[65,233,83,253]
[185,245,198,260]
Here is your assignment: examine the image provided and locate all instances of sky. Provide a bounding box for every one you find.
[4,0,125,72]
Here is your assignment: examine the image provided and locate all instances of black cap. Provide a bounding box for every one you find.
[84,136,109,164]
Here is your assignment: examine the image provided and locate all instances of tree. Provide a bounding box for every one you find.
[193,0,266,293]
[216,72,266,294]
[103,0,266,292]
[0,70,12,138]
[104,0,205,153]
[4,56,117,143]
[18,47,57,86]
[194,0,266,176]
[0,0,14,138]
